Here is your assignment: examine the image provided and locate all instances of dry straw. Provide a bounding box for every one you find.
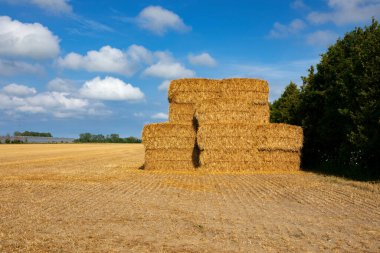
[168,103,195,123]
[142,123,195,138]
[195,99,270,124]
[219,78,269,93]
[143,137,196,149]
[200,150,300,162]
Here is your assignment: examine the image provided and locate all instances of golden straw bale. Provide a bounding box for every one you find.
[197,135,302,151]
[168,103,195,123]
[195,99,270,124]
[168,91,221,104]
[168,78,221,97]
[221,91,268,102]
[143,137,196,149]
[195,111,269,125]
[197,123,302,138]
[144,161,196,170]
[220,78,269,93]
[169,113,194,123]
[142,123,195,138]
[145,148,195,161]
[200,150,300,163]
[195,99,267,112]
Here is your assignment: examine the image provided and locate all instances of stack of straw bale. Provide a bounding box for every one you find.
[142,78,303,171]
[142,123,198,170]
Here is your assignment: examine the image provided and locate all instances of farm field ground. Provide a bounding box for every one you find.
[0,144,379,252]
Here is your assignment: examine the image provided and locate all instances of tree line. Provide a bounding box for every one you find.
[74,133,142,143]
[270,19,379,180]
[14,131,52,137]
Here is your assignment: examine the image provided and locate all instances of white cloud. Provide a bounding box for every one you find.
[0,16,60,59]
[31,0,72,15]
[151,112,168,120]
[143,52,195,79]
[133,112,145,117]
[58,45,152,76]
[135,6,191,35]
[308,0,380,25]
[79,76,144,101]
[0,91,109,118]
[2,83,37,96]
[307,30,339,46]
[188,53,217,67]
[4,0,72,15]
[291,0,308,9]
[269,19,306,38]
[0,59,43,76]
[47,78,76,92]
[158,80,171,91]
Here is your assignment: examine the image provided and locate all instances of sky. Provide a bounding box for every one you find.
[0,0,379,138]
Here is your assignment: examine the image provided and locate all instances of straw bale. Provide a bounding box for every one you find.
[195,99,268,112]
[200,150,300,162]
[168,91,221,104]
[196,111,269,124]
[142,123,195,139]
[220,91,269,102]
[220,78,269,93]
[145,148,194,161]
[200,161,300,171]
[144,161,196,170]
[168,78,221,97]
[197,135,302,151]
[197,123,302,138]
[168,103,195,123]
[143,137,195,149]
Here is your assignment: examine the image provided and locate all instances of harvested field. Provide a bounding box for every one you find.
[0,144,379,252]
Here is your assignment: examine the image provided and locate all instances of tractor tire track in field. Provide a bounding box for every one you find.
[0,144,379,252]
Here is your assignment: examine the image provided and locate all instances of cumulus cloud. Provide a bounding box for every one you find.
[291,0,309,9]
[158,80,171,91]
[2,83,37,96]
[151,112,168,120]
[135,6,191,35]
[79,76,144,101]
[3,0,72,15]
[188,53,217,67]
[308,0,380,25]
[307,30,339,46]
[58,45,152,76]
[0,91,109,118]
[0,16,60,59]
[269,19,306,38]
[30,0,72,15]
[47,78,76,92]
[143,52,195,79]
[0,59,43,76]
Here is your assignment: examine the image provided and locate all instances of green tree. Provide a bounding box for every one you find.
[299,19,380,179]
[270,82,301,125]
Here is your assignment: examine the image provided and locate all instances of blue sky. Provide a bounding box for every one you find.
[0,0,378,137]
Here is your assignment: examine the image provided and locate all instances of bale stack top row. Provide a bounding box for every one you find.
[142,78,303,171]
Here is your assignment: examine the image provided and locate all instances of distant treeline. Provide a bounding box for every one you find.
[14,131,52,137]
[74,133,142,143]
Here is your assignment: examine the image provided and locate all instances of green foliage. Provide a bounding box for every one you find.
[14,131,52,137]
[270,82,301,125]
[5,139,10,144]
[274,19,380,180]
[75,133,142,143]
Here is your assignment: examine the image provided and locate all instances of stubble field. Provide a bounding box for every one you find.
[0,144,379,252]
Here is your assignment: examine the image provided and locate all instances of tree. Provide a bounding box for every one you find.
[299,18,380,179]
[270,82,301,125]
